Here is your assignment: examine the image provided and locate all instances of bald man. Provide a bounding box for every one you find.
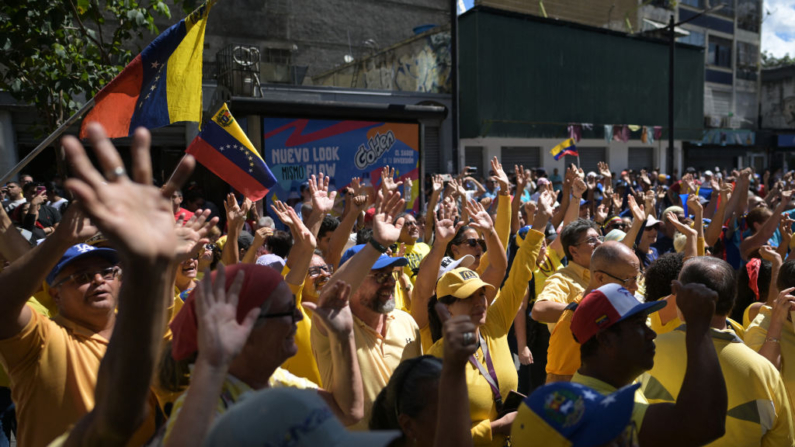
[545,242,642,382]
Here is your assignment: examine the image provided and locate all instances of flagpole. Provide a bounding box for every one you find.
[0,99,95,184]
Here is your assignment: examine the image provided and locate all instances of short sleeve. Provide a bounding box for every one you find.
[0,305,48,375]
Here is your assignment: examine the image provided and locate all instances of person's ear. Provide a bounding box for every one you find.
[50,286,61,305]
[398,414,418,444]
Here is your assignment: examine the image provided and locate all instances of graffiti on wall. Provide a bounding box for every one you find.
[313,28,451,94]
[762,75,795,129]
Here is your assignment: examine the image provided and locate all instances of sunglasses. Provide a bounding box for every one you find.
[608,223,627,230]
[369,271,398,284]
[459,238,487,251]
[204,243,217,251]
[54,266,121,288]
[308,264,334,277]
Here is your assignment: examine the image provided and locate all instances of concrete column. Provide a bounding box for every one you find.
[0,111,18,179]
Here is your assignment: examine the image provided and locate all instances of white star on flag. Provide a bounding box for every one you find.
[151,61,160,69]
[582,390,599,401]
[600,395,617,407]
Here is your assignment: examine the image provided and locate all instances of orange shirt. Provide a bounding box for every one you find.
[545,296,582,380]
[0,306,155,447]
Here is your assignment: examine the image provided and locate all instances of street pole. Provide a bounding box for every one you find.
[668,14,675,177]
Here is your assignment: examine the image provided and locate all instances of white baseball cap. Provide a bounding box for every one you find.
[438,255,476,279]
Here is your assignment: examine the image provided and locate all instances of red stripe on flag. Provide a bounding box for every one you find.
[80,55,144,139]
[187,137,270,201]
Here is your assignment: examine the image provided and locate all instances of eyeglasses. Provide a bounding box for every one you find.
[308,264,334,277]
[460,238,487,251]
[54,266,121,288]
[644,226,659,232]
[576,236,604,246]
[369,271,398,284]
[404,220,418,227]
[596,270,641,286]
[204,243,217,251]
[257,297,300,323]
[608,223,626,230]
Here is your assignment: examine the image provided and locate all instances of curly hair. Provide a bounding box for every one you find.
[644,253,685,302]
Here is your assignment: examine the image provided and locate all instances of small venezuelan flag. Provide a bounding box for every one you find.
[550,138,578,161]
[187,104,277,201]
[80,0,214,138]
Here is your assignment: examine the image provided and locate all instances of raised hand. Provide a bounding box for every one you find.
[432,174,444,194]
[270,200,295,227]
[404,177,414,202]
[61,124,183,261]
[305,280,353,338]
[597,161,612,180]
[686,194,703,215]
[612,192,623,210]
[780,214,794,251]
[667,212,696,237]
[537,190,555,217]
[595,204,608,223]
[644,189,656,209]
[628,195,645,223]
[175,209,219,263]
[381,166,403,193]
[372,189,406,246]
[435,302,478,369]
[272,201,316,248]
[640,169,651,186]
[225,193,251,230]
[195,267,260,369]
[672,280,717,330]
[351,194,368,212]
[771,287,795,325]
[571,163,585,180]
[515,165,527,192]
[759,245,782,264]
[523,201,537,226]
[435,206,464,245]
[29,190,46,207]
[719,180,732,202]
[465,199,494,233]
[656,185,667,201]
[572,177,587,199]
[309,173,337,215]
[349,177,363,197]
[490,156,510,192]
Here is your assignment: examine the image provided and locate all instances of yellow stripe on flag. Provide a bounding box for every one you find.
[210,104,264,160]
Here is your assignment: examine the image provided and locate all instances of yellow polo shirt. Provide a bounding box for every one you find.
[281,280,322,386]
[151,291,187,414]
[641,326,795,446]
[572,372,649,434]
[0,306,156,447]
[312,309,421,431]
[536,261,590,332]
[533,250,563,298]
[164,368,317,443]
[545,296,582,381]
[428,229,543,447]
[745,306,795,419]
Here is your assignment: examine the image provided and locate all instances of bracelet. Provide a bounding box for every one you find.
[369,238,388,253]
[765,337,781,344]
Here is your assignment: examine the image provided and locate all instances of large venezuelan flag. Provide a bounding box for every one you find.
[187,104,277,201]
[79,0,214,138]
[550,138,578,161]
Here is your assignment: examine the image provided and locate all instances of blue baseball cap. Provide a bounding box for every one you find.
[47,243,119,286]
[579,199,590,206]
[340,244,408,270]
[512,381,639,447]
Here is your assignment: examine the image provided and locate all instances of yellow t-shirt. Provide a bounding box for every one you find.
[402,242,430,285]
[572,372,649,434]
[428,229,543,447]
[745,306,795,419]
[0,306,155,447]
[536,261,590,332]
[533,249,563,298]
[281,280,322,386]
[151,291,187,414]
[0,297,52,388]
[641,326,795,446]
[164,368,317,443]
[649,311,682,336]
[313,309,421,431]
[546,296,582,379]
[476,195,511,277]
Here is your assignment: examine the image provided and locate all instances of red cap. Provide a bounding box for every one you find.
[170,263,284,360]
[571,284,666,344]
[364,207,376,223]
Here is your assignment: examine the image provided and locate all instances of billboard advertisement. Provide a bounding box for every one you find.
[262,118,420,217]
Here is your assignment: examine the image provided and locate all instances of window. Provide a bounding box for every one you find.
[264,48,291,65]
[737,0,761,33]
[500,147,540,172]
[736,41,758,80]
[465,147,484,177]
[678,30,705,47]
[708,36,732,68]
[681,0,705,7]
[709,0,735,19]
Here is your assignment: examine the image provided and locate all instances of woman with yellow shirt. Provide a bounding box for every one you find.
[426,199,549,447]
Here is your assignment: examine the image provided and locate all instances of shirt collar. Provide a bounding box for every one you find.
[674,324,743,343]
[52,314,110,344]
[567,261,591,282]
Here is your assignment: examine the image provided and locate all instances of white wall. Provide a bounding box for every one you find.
[459,137,683,175]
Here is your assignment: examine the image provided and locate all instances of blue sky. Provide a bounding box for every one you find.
[763,0,795,57]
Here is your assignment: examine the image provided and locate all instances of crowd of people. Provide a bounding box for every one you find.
[1,123,795,446]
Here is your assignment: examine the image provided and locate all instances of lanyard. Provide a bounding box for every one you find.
[468,335,502,411]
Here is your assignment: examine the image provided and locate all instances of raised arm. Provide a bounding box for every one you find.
[755,287,795,370]
[705,181,732,247]
[639,281,727,447]
[740,190,791,260]
[62,126,195,446]
[241,227,272,264]
[622,195,645,250]
[552,166,576,229]
[425,175,444,243]
[489,157,512,250]
[412,205,464,329]
[778,215,794,261]
[220,194,251,266]
[305,173,338,238]
[327,190,367,269]
[303,280,364,426]
[687,195,706,256]
[511,165,527,235]
[0,205,31,262]
[667,212,697,260]
[465,199,507,293]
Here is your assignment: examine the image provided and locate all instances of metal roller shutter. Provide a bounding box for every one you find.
[565,147,605,173]
[423,126,441,175]
[628,147,654,171]
[500,147,541,173]
[465,146,484,176]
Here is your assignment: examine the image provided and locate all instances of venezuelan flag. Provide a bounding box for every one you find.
[187,104,277,201]
[79,0,214,138]
[550,138,578,161]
